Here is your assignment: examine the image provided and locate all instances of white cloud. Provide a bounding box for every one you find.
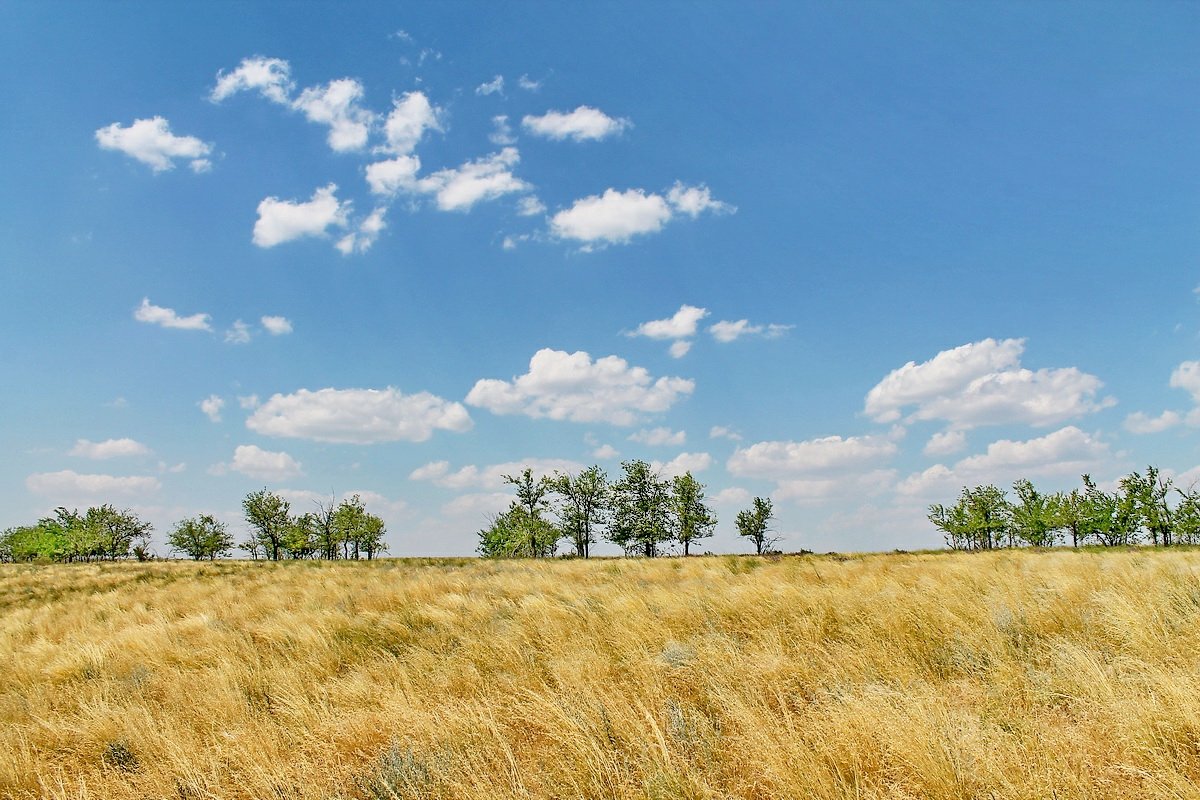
[896,426,1114,498]
[490,115,517,146]
[1123,410,1182,434]
[517,195,546,216]
[95,117,213,173]
[278,488,407,520]
[336,207,387,255]
[291,78,375,152]
[246,387,472,444]
[199,395,225,423]
[592,444,620,460]
[628,427,686,447]
[476,75,505,96]
[651,452,712,478]
[466,348,694,426]
[365,155,421,197]
[517,74,542,92]
[382,91,442,155]
[210,56,294,104]
[133,297,212,331]
[413,148,530,212]
[774,470,897,506]
[225,320,252,344]
[668,341,692,359]
[551,184,731,247]
[551,188,672,245]
[261,316,293,336]
[708,320,792,343]
[1170,361,1200,403]
[409,458,583,490]
[666,182,735,217]
[712,487,751,506]
[522,106,631,142]
[238,394,260,410]
[69,438,151,460]
[864,338,1114,429]
[632,305,709,340]
[923,430,967,457]
[728,434,899,479]
[221,444,303,481]
[709,426,742,442]
[441,492,512,519]
[253,184,350,248]
[26,470,160,497]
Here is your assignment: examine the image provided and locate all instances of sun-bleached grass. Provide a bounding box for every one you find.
[3,550,1200,799]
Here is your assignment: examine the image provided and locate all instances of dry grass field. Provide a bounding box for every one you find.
[3,550,1200,799]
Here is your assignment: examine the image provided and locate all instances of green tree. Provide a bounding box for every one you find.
[552,465,608,558]
[0,523,64,562]
[242,489,292,561]
[167,514,234,560]
[1121,466,1174,546]
[283,512,320,559]
[964,485,1010,549]
[333,494,388,560]
[477,504,560,558]
[735,496,777,555]
[1010,479,1060,548]
[929,492,974,550]
[84,505,152,561]
[671,472,716,556]
[1082,474,1140,546]
[1174,487,1200,545]
[1053,488,1088,547]
[608,460,673,557]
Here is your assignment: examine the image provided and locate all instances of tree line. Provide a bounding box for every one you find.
[477,460,778,558]
[928,466,1200,550]
[0,490,387,563]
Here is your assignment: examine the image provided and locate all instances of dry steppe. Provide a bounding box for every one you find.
[3,550,1200,799]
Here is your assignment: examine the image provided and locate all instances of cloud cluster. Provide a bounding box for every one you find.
[864,338,1114,429]
[628,427,686,446]
[216,444,304,481]
[466,348,694,426]
[551,184,730,247]
[247,387,473,444]
[409,458,584,490]
[253,184,351,248]
[69,438,151,460]
[628,305,789,356]
[522,106,630,142]
[95,117,212,173]
[728,434,899,480]
[26,470,161,497]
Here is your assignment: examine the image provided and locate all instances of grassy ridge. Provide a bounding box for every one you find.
[3,551,1200,798]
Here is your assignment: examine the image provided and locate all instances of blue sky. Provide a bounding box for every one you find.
[2,2,1198,555]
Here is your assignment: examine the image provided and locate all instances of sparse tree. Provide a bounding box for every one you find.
[1121,466,1174,546]
[736,496,777,555]
[1053,488,1087,547]
[84,505,152,561]
[1010,479,1059,548]
[671,472,716,556]
[608,460,673,557]
[242,489,292,561]
[929,494,974,550]
[1082,474,1140,546]
[167,514,234,560]
[553,465,608,558]
[477,504,559,558]
[334,494,388,560]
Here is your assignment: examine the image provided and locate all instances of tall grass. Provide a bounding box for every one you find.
[3,550,1200,798]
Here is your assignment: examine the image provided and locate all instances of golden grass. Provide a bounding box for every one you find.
[3,550,1200,799]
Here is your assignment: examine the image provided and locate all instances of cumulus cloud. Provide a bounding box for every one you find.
[632,305,709,340]
[225,320,252,344]
[1170,361,1200,403]
[69,438,151,460]
[592,443,620,460]
[253,184,350,247]
[219,444,303,481]
[26,470,160,497]
[95,117,213,173]
[712,487,751,506]
[628,427,686,446]
[1123,410,1182,434]
[517,195,546,216]
[668,341,692,359]
[728,434,899,479]
[923,430,967,457]
[291,78,375,152]
[709,426,742,442]
[210,56,294,104]
[335,207,387,255]
[774,470,897,506]
[412,148,530,212]
[466,348,694,426]
[551,184,731,247]
[409,458,584,490]
[522,105,631,141]
[382,91,441,155]
[708,320,792,343]
[134,297,212,331]
[896,426,1114,498]
[666,182,735,217]
[365,155,421,197]
[490,115,517,146]
[517,74,542,92]
[441,492,512,519]
[651,451,712,478]
[476,75,504,96]
[199,395,225,422]
[261,315,293,335]
[864,338,1114,429]
[246,387,472,444]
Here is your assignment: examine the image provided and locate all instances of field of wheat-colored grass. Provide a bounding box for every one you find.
[3,550,1200,799]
